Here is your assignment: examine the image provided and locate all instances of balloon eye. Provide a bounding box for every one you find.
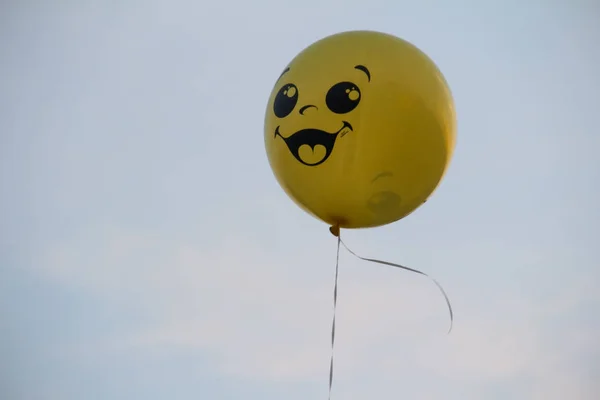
[273,84,299,118]
[326,82,361,114]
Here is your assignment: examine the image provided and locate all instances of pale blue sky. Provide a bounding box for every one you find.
[1,1,599,399]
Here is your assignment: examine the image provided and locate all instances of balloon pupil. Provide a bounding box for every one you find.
[273,84,299,118]
[326,81,361,114]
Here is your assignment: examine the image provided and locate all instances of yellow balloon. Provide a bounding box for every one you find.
[264,30,456,229]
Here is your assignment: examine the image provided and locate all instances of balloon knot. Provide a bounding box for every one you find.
[329,225,340,237]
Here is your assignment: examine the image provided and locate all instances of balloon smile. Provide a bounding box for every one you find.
[274,121,353,166]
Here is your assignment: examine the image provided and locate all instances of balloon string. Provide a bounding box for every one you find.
[326,229,453,400]
[327,235,341,400]
[339,237,454,334]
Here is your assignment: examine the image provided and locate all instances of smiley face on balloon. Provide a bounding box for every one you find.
[264,30,457,229]
[272,64,370,166]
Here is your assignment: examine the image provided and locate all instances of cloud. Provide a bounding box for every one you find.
[35,224,599,398]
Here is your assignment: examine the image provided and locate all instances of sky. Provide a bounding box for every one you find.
[1,1,599,399]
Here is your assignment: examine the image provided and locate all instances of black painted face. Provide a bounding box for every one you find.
[273,65,370,167]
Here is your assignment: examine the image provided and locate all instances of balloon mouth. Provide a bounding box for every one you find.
[274,121,352,166]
